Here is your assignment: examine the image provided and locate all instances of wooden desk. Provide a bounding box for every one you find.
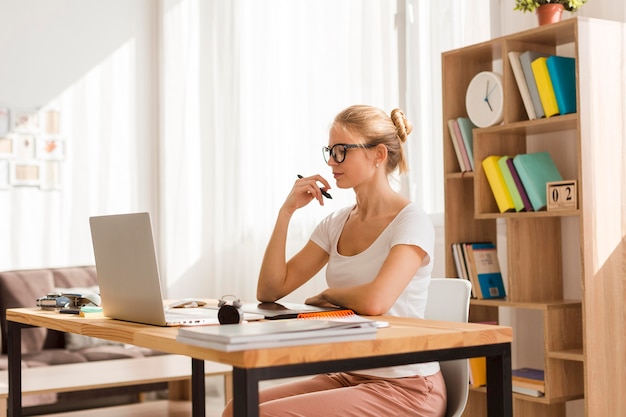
[7,308,513,417]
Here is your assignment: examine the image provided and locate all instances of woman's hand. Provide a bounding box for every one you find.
[283,175,332,212]
[304,292,338,308]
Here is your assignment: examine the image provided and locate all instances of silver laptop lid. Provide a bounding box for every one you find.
[89,212,169,326]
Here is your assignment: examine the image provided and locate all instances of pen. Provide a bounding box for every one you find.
[297,175,332,199]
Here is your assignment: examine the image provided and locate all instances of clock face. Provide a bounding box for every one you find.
[465,71,504,128]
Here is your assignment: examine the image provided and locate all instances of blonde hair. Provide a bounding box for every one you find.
[333,105,412,174]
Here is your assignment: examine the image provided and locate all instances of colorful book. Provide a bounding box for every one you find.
[546,55,576,115]
[512,367,545,392]
[482,155,515,213]
[466,242,506,299]
[447,119,468,172]
[456,117,477,171]
[513,152,563,211]
[508,51,537,120]
[531,56,560,118]
[506,157,533,211]
[469,356,487,388]
[519,51,549,118]
[497,156,524,212]
[462,243,482,298]
[451,119,472,172]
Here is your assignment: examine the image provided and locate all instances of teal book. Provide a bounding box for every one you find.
[467,242,506,299]
[498,156,524,212]
[546,56,576,115]
[456,117,477,170]
[513,152,563,211]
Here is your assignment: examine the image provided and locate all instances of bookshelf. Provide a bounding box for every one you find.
[442,17,626,417]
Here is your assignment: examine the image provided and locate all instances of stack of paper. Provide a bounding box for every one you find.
[177,319,378,352]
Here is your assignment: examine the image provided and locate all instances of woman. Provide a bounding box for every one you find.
[223,105,446,417]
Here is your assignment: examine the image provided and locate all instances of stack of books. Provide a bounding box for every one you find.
[512,367,545,397]
[508,51,576,120]
[176,317,379,352]
[451,242,506,299]
[482,152,562,213]
[446,117,477,172]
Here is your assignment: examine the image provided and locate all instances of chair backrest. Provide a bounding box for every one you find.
[425,278,472,417]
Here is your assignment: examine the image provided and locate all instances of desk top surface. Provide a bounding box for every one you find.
[7,308,511,369]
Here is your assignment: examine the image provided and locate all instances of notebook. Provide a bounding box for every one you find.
[89,212,263,326]
[242,302,350,320]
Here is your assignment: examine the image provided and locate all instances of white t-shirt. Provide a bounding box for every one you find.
[310,202,440,378]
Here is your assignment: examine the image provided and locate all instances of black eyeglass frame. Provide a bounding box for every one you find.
[322,143,376,163]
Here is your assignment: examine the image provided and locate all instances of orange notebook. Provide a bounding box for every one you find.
[297,310,356,319]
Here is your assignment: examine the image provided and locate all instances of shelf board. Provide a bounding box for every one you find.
[474,208,579,219]
[548,348,584,362]
[470,387,584,405]
[477,113,578,136]
[470,298,581,310]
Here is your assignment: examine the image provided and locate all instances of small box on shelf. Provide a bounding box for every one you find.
[546,180,577,211]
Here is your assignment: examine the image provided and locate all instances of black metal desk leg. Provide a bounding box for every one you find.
[232,367,260,417]
[486,343,513,417]
[7,321,23,417]
[191,358,206,417]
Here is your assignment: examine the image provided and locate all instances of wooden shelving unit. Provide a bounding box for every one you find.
[442,17,626,417]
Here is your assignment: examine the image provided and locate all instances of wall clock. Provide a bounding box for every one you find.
[465,71,504,128]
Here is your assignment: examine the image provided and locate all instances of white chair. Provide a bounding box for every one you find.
[425,278,472,417]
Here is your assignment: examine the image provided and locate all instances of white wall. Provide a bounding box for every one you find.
[0,0,158,269]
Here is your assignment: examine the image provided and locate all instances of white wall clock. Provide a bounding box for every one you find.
[465,71,504,128]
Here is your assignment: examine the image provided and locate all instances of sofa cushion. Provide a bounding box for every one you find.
[77,345,145,361]
[0,269,55,354]
[0,266,98,355]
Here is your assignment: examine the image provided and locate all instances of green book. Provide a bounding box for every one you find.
[513,152,562,211]
[498,155,525,212]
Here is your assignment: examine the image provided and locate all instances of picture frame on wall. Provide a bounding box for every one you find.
[0,135,14,158]
[9,161,40,187]
[0,160,9,189]
[36,136,65,160]
[0,107,9,136]
[10,108,40,133]
[13,134,36,159]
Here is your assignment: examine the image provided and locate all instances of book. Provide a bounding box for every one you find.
[512,367,545,391]
[531,56,560,118]
[512,385,545,397]
[497,155,525,212]
[482,155,515,213]
[519,51,549,118]
[456,117,476,171]
[513,152,563,211]
[176,319,378,352]
[242,302,349,320]
[546,55,576,115]
[461,243,482,298]
[447,119,467,172]
[508,51,537,120]
[466,242,506,299]
[505,157,533,212]
[469,356,487,388]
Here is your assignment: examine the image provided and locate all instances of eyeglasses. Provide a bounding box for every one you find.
[322,143,376,163]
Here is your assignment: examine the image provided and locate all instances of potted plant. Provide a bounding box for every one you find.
[514,0,588,13]
[514,0,588,25]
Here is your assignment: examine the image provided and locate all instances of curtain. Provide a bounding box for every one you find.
[159,0,492,302]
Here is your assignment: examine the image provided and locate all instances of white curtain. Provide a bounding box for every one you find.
[159,0,491,302]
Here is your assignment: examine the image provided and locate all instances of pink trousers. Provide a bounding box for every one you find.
[222,371,447,417]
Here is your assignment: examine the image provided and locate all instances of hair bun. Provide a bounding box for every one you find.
[391,109,412,143]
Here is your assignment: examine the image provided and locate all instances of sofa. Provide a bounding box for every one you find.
[0,266,168,413]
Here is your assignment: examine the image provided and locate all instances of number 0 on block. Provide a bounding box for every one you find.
[547,180,577,211]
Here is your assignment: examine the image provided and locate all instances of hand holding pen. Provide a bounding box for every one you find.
[297,175,332,199]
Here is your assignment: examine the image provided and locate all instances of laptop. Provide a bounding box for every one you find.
[89,212,262,326]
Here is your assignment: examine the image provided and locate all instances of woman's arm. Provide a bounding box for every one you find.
[304,244,426,315]
[257,175,331,302]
